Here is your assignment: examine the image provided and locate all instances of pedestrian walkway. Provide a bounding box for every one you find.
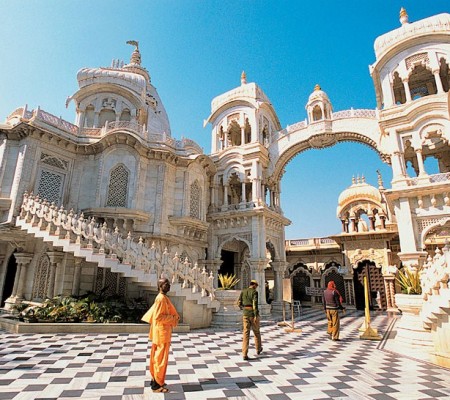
[0,308,449,399]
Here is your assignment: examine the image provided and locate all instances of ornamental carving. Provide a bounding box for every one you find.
[348,248,385,268]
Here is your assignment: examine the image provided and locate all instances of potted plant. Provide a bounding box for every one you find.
[394,267,424,315]
[212,273,242,329]
[217,273,240,290]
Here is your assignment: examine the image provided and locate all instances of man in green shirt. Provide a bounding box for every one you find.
[238,280,263,360]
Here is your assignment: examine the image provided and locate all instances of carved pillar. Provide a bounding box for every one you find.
[415,148,427,177]
[241,181,247,203]
[270,260,287,315]
[433,70,444,93]
[223,185,229,206]
[383,273,397,311]
[241,126,245,145]
[4,253,33,309]
[72,258,83,296]
[402,78,412,102]
[47,252,64,298]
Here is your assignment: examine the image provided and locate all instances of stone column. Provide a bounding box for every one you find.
[433,70,444,93]
[402,79,412,102]
[223,185,229,206]
[72,258,83,296]
[271,260,287,315]
[383,273,397,311]
[241,126,245,145]
[47,251,64,298]
[415,148,427,177]
[4,253,33,309]
[241,181,247,203]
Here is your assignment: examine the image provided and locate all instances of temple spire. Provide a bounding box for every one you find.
[399,7,409,25]
[126,40,141,65]
[241,70,247,85]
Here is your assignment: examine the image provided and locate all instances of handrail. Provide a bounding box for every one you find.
[18,192,216,301]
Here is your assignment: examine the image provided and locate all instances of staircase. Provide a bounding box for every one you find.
[419,247,450,364]
[16,193,220,312]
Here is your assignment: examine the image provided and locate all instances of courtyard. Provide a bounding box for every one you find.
[1,308,449,400]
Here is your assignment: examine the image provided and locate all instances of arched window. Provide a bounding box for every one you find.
[439,57,450,92]
[244,118,251,144]
[409,65,436,100]
[228,121,241,146]
[392,72,406,104]
[120,109,131,121]
[106,164,129,207]
[85,105,95,127]
[190,180,201,219]
[312,105,323,121]
[99,109,116,127]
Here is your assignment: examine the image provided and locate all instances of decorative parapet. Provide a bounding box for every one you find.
[17,192,216,301]
[408,172,450,186]
[4,106,203,154]
[374,13,450,60]
[266,108,378,147]
[285,237,340,250]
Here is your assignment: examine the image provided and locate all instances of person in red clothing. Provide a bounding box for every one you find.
[322,280,345,341]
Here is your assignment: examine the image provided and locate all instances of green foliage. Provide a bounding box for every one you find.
[16,292,149,324]
[218,273,240,290]
[396,267,422,295]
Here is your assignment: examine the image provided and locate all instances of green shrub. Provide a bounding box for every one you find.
[396,267,422,295]
[218,273,240,290]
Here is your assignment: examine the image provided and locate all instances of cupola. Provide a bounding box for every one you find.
[306,84,333,123]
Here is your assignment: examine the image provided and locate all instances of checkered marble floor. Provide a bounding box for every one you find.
[1,308,449,400]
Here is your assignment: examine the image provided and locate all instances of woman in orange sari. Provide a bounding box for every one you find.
[148,278,179,393]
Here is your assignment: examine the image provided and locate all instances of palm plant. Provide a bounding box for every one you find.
[218,273,240,290]
[396,267,422,295]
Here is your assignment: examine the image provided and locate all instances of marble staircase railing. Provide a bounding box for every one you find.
[420,246,450,331]
[16,192,219,311]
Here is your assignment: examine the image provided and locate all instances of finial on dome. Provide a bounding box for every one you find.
[126,40,141,65]
[376,169,385,190]
[241,71,247,85]
[352,176,356,185]
[361,175,366,184]
[314,84,321,91]
[399,7,409,25]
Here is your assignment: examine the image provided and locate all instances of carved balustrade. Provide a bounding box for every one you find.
[18,192,215,300]
[421,245,450,301]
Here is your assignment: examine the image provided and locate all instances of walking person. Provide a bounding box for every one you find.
[323,280,345,341]
[148,278,179,393]
[238,279,263,360]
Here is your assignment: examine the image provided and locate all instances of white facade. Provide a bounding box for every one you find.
[0,11,449,339]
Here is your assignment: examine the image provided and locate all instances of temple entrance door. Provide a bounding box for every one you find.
[291,265,312,304]
[219,250,235,278]
[353,260,386,310]
[1,253,17,307]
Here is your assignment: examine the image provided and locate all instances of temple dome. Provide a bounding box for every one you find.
[338,177,381,207]
[307,84,330,103]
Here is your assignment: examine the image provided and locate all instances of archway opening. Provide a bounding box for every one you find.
[1,252,17,307]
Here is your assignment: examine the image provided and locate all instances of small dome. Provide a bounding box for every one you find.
[308,84,330,103]
[338,176,381,207]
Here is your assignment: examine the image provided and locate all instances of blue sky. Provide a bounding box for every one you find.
[0,1,448,238]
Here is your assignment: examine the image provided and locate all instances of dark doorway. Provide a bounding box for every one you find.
[1,253,17,307]
[218,250,235,287]
[291,265,312,303]
[353,260,386,310]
